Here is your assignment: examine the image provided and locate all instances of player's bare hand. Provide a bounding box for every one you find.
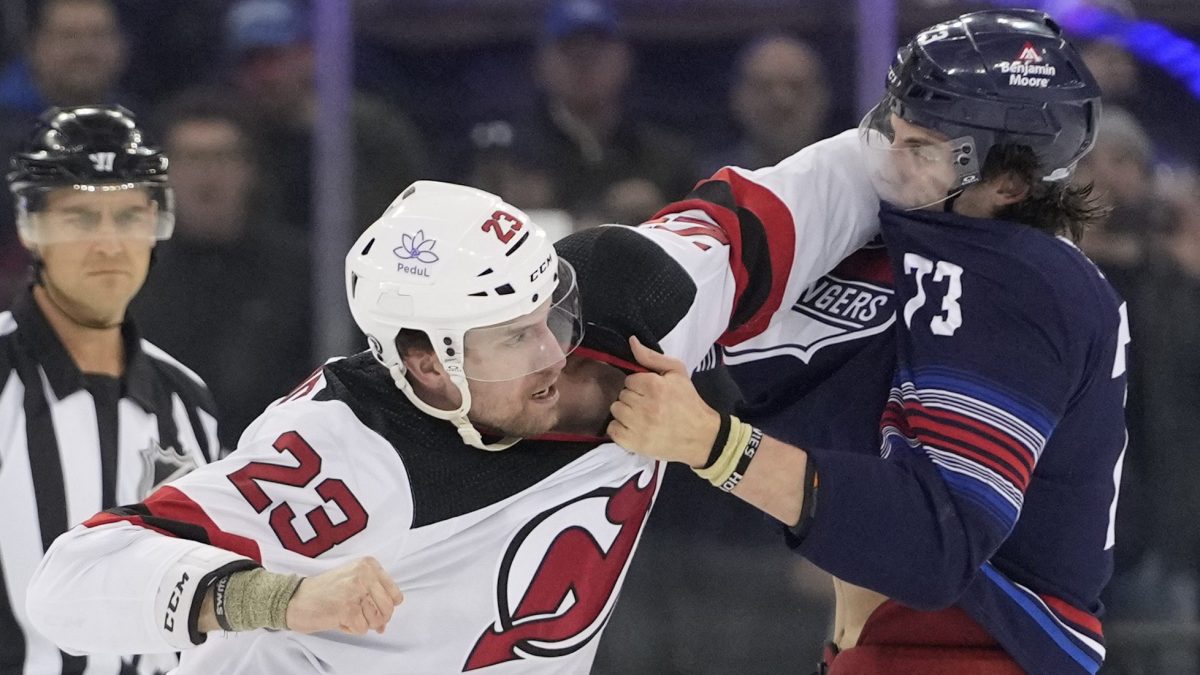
[285,556,404,635]
[607,336,720,467]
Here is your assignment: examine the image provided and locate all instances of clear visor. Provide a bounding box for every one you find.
[16,182,175,245]
[859,103,981,211]
[462,259,584,382]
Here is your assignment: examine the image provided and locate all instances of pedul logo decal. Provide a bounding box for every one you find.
[394,230,440,264]
[463,464,660,671]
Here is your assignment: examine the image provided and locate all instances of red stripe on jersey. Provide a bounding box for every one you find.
[906,404,1036,475]
[650,198,739,236]
[1041,594,1104,638]
[907,413,1030,491]
[652,177,797,347]
[82,485,265,559]
[83,512,179,540]
[574,346,648,373]
[534,432,609,443]
[907,403,1032,482]
[647,221,731,245]
[83,487,263,563]
[145,487,263,562]
[650,224,729,242]
[710,169,797,346]
[881,400,912,435]
[931,407,1036,476]
[672,214,733,232]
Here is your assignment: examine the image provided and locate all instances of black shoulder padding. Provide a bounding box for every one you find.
[556,226,698,366]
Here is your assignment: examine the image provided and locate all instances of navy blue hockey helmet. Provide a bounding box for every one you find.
[862,10,1101,207]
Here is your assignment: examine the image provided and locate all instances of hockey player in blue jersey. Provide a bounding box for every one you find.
[609,10,1126,675]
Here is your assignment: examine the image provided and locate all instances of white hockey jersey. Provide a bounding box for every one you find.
[25,129,881,674]
[30,355,663,674]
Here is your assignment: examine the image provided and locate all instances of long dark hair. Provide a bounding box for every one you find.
[985,144,1110,243]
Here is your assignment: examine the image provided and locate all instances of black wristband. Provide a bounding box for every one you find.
[212,573,235,632]
[700,413,732,470]
[719,426,763,492]
[789,457,820,542]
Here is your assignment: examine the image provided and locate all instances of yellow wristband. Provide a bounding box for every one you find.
[695,416,750,484]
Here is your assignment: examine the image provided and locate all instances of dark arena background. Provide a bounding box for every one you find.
[1,1,1198,673]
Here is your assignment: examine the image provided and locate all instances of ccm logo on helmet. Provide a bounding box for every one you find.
[530,255,552,284]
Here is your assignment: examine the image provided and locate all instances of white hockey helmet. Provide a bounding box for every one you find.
[346,181,583,450]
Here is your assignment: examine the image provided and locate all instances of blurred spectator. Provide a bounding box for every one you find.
[1080,37,1200,170]
[501,0,698,227]
[1080,40,1138,104]
[1077,106,1200,674]
[704,32,832,174]
[132,89,312,450]
[1076,106,1172,276]
[0,0,135,308]
[224,0,430,233]
[0,0,128,114]
[466,119,576,241]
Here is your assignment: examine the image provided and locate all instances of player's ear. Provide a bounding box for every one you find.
[992,170,1031,207]
[402,348,447,388]
[401,347,463,410]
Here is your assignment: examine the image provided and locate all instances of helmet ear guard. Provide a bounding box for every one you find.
[346,181,583,451]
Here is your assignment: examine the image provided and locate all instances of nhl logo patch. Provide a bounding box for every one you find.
[137,440,199,499]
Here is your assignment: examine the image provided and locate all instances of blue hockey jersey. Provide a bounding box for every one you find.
[665,172,1129,673]
[734,203,1126,675]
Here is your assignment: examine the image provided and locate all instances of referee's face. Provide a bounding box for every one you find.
[35,187,155,325]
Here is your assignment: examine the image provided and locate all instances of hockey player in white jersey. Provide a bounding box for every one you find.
[26,131,880,672]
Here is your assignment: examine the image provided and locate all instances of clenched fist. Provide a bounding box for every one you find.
[286,556,404,635]
[607,336,721,467]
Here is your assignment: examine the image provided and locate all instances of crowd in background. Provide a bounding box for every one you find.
[0,0,1197,672]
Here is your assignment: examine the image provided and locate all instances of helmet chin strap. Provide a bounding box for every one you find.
[942,190,963,213]
[899,187,965,213]
[386,363,521,452]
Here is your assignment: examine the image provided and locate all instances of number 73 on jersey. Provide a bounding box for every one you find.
[902,252,964,336]
[901,251,1133,379]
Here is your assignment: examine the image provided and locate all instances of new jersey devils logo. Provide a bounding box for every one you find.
[463,464,659,671]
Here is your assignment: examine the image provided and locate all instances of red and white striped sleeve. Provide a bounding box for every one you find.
[25,394,412,655]
[642,129,881,347]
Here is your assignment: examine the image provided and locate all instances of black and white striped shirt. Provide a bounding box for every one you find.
[0,291,219,675]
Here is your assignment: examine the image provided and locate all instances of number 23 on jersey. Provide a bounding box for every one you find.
[226,432,369,558]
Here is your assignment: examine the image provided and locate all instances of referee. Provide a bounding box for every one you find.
[0,106,220,675]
